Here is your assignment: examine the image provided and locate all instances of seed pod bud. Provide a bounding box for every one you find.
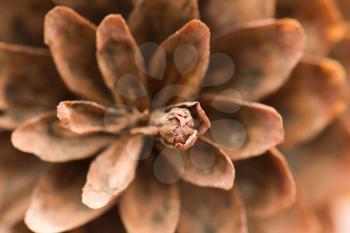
[149,101,210,150]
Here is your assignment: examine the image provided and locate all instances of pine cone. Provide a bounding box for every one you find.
[0,0,349,233]
[249,0,350,233]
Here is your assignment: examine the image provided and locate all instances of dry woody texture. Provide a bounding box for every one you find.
[0,0,350,233]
